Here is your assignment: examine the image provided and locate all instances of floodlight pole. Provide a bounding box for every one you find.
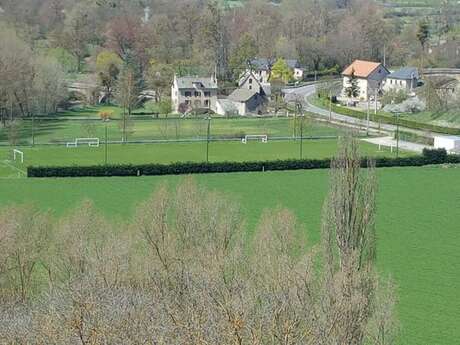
[396,113,400,158]
[329,89,332,122]
[31,113,35,147]
[105,121,108,165]
[300,115,304,159]
[206,116,211,163]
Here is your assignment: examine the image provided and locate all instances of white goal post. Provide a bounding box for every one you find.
[242,135,268,144]
[66,138,100,148]
[378,144,395,152]
[13,149,24,163]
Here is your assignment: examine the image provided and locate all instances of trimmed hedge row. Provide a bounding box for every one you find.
[317,97,460,136]
[27,149,460,178]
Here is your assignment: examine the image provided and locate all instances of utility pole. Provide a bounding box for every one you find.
[206,116,211,163]
[374,88,378,115]
[366,95,370,136]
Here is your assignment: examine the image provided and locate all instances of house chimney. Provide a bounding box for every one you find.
[143,6,150,23]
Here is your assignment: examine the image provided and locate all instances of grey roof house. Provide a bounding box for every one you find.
[383,67,419,92]
[171,75,218,113]
[216,88,268,116]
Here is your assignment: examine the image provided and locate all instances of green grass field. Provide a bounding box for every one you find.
[0,115,346,146]
[0,139,408,177]
[0,166,459,344]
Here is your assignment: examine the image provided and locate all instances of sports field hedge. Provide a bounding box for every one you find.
[27,149,459,177]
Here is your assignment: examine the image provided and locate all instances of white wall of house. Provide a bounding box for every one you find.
[383,78,416,93]
[342,66,388,101]
[171,81,217,113]
[434,136,460,152]
[293,68,304,80]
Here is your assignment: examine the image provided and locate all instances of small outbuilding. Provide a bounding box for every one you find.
[217,89,267,116]
[384,67,419,93]
[433,135,460,153]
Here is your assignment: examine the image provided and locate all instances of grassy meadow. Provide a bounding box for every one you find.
[0,113,346,146]
[0,139,408,177]
[0,166,459,344]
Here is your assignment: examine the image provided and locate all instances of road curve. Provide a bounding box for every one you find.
[283,84,437,138]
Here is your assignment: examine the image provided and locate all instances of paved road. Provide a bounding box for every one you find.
[282,84,435,138]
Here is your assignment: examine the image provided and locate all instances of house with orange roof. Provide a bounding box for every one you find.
[341,60,389,101]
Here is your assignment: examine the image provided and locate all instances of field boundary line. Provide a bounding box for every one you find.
[2,160,27,177]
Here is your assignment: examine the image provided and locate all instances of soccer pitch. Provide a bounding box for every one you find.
[0,167,459,345]
[0,138,408,177]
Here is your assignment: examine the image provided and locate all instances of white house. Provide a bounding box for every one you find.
[247,58,273,84]
[285,59,304,81]
[342,60,390,101]
[383,67,419,93]
[238,70,271,96]
[434,135,460,153]
[171,75,218,113]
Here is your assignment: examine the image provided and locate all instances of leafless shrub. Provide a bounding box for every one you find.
[0,143,398,344]
[0,206,51,302]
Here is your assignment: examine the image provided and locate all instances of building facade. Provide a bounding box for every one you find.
[383,67,419,93]
[342,60,390,101]
[171,75,218,113]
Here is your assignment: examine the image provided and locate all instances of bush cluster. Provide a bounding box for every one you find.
[27,149,460,178]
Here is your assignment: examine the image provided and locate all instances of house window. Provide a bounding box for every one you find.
[185,91,191,97]
[204,91,211,97]
[194,91,201,97]
[249,78,253,84]
[249,85,252,90]
[204,99,210,107]
[185,100,191,105]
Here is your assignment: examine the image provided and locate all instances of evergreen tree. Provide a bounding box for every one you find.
[344,69,360,99]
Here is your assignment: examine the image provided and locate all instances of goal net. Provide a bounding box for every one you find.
[13,149,24,163]
[242,135,268,144]
[66,138,100,148]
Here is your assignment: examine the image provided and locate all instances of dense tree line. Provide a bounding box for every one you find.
[0,138,398,344]
[1,0,459,121]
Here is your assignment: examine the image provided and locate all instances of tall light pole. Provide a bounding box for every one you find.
[395,112,400,158]
[390,109,401,158]
[329,88,332,122]
[206,116,211,163]
[295,100,304,159]
[366,93,370,136]
[299,114,305,159]
[105,121,108,165]
[31,113,35,147]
